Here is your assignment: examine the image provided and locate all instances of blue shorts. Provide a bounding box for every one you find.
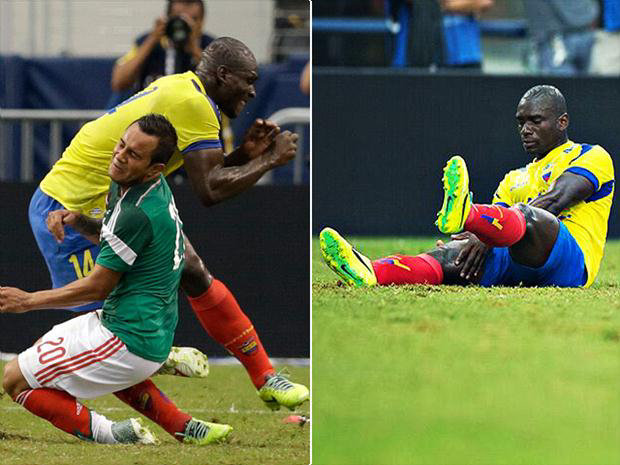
[480,221,588,288]
[29,188,102,311]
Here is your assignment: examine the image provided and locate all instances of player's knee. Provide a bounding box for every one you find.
[2,358,26,400]
[180,249,213,296]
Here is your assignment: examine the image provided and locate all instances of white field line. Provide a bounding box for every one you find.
[0,352,309,366]
[1,405,308,416]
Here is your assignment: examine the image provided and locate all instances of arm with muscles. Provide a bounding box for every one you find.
[0,265,121,314]
[185,130,298,206]
[46,210,102,245]
[529,172,595,215]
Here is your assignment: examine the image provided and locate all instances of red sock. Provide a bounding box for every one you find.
[114,379,191,441]
[372,254,444,286]
[464,204,526,247]
[14,388,93,439]
[188,279,274,389]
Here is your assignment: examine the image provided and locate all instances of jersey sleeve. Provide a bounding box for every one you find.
[492,172,514,207]
[96,206,153,272]
[564,145,615,201]
[168,95,222,154]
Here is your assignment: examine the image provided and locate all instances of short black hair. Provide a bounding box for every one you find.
[521,85,567,117]
[167,0,205,18]
[131,114,178,165]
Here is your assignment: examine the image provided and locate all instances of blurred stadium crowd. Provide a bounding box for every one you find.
[314,0,620,75]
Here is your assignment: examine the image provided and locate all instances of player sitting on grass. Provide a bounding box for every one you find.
[321,85,614,289]
[1,115,231,445]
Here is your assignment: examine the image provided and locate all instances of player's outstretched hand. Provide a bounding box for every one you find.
[0,287,32,314]
[269,131,299,167]
[242,119,281,159]
[452,231,490,282]
[46,209,79,243]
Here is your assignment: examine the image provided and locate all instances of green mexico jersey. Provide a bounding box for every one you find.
[97,174,185,363]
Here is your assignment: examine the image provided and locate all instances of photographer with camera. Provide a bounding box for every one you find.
[111,0,214,93]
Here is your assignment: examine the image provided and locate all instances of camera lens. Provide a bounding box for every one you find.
[166,16,191,47]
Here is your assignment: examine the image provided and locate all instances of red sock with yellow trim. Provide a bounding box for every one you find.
[114,379,191,441]
[464,204,526,247]
[372,254,444,285]
[188,279,274,389]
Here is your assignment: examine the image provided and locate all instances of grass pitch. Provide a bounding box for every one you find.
[0,363,309,465]
[313,237,620,465]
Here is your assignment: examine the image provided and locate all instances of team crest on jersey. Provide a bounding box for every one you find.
[542,171,552,182]
[239,339,259,355]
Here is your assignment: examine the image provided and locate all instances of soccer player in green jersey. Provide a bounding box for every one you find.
[1,115,231,445]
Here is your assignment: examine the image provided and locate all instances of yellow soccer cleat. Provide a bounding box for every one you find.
[177,418,233,445]
[436,155,472,234]
[258,373,310,411]
[319,227,377,287]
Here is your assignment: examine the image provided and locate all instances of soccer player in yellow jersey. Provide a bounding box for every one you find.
[320,85,614,289]
[29,37,308,441]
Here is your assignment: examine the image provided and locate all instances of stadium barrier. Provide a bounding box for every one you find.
[313,69,620,237]
[0,182,309,357]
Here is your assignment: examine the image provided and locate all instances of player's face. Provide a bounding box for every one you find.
[219,60,258,118]
[516,98,566,157]
[109,124,161,187]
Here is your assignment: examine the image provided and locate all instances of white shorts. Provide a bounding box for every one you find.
[18,311,162,399]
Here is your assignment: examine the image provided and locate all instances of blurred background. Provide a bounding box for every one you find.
[0,0,309,360]
[313,0,620,237]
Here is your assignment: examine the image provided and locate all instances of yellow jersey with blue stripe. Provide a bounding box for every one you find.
[492,141,615,287]
[40,71,221,218]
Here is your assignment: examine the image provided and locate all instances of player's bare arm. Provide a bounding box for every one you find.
[46,209,102,244]
[0,264,121,313]
[529,172,596,216]
[184,130,298,206]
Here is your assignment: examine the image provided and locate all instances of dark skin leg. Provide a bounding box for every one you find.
[508,203,559,268]
[426,204,560,284]
[180,235,214,298]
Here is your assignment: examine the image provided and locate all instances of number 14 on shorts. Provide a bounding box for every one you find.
[68,249,95,279]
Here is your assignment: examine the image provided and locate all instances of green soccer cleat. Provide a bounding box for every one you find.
[436,155,473,234]
[157,346,209,378]
[319,227,377,287]
[258,373,310,411]
[176,418,233,445]
[111,418,159,445]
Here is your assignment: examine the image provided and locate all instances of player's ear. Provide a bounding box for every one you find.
[216,65,229,84]
[557,112,569,131]
[145,162,166,180]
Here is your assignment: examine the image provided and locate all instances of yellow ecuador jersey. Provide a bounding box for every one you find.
[40,71,222,217]
[492,141,615,287]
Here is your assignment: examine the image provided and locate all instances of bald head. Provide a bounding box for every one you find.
[519,85,567,118]
[196,37,256,77]
[516,85,569,157]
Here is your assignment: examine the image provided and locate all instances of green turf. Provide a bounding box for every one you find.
[313,236,620,465]
[0,364,309,465]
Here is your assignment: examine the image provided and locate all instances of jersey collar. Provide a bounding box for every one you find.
[532,140,574,166]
